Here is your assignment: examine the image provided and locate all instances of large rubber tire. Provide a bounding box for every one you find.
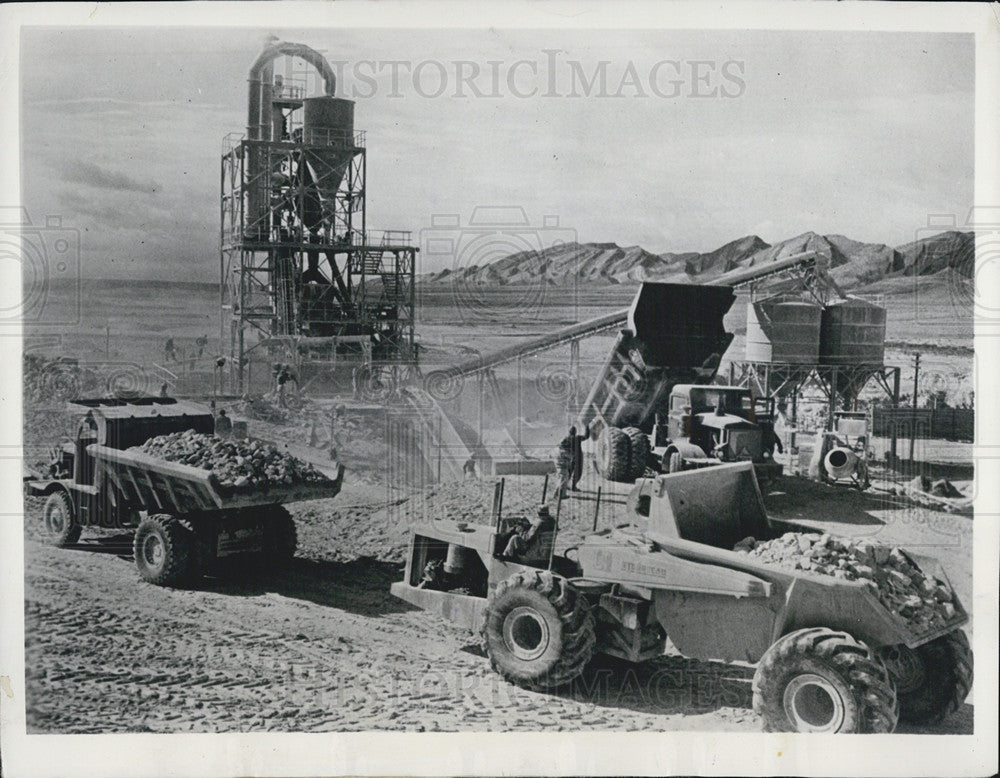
[43,490,81,547]
[624,427,651,480]
[595,427,632,482]
[133,514,195,587]
[481,570,595,690]
[881,631,973,724]
[667,451,683,473]
[262,506,298,566]
[753,627,898,733]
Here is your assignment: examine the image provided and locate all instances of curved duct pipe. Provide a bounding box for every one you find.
[824,446,859,480]
[244,41,340,240]
[247,41,337,140]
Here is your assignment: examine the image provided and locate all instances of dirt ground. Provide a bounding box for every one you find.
[19,282,976,734]
[21,464,974,735]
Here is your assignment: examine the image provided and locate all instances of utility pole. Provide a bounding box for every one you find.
[909,352,921,462]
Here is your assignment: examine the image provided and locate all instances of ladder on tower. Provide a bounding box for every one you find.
[380,272,405,303]
[357,249,382,275]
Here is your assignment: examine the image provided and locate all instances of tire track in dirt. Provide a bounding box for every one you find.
[23,537,762,733]
[22,470,974,734]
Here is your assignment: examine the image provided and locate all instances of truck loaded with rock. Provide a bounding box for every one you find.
[26,397,343,586]
[392,462,972,733]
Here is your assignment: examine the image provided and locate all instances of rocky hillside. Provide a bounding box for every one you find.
[421,230,974,292]
[425,242,666,286]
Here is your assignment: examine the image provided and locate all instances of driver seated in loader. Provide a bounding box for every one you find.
[501,505,556,564]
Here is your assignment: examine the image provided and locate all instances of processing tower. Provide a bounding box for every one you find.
[221,40,417,393]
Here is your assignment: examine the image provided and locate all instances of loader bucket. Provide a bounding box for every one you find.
[626,282,735,369]
[640,462,770,550]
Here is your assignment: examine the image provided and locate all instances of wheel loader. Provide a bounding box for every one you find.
[391,462,972,733]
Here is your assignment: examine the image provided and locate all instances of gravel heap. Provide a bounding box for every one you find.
[133,430,333,489]
[735,532,959,630]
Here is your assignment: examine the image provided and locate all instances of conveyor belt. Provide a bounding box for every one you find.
[435,251,820,381]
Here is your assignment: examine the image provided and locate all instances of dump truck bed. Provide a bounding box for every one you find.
[586,463,970,661]
[89,443,344,515]
[578,283,736,431]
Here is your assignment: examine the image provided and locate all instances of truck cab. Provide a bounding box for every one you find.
[27,397,215,538]
[656,384,781,486]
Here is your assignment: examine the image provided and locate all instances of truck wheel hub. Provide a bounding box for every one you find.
[45,504,67,534]
[503,607,549,661]
[783,674,845,732]
[880,645,926,693]
[141,535,165,568]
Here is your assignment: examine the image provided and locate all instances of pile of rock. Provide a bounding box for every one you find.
[894,475,972,514]
[735,532,958,630]
[134,430,332,489]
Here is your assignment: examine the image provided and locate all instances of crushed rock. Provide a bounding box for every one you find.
[132,430,332,489]
[734,532,958,630]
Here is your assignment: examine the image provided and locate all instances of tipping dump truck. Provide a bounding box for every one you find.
[26,397,344,587]
[578,282,782,488]
[391,462,972,733]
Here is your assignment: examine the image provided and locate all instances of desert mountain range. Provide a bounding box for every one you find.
[421,230,974,291]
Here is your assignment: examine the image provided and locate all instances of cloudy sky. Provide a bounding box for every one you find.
[20,26,973,280]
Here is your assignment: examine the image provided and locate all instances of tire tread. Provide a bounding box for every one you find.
[481,569,596,690]
[752,627,898,733]
[133,514,193,587]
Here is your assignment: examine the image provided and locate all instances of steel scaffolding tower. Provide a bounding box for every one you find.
[220,41,416,394]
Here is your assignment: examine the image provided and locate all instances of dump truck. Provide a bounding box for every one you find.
[391,462,972,733]
[580,282,782,487]
[26,397,344,586]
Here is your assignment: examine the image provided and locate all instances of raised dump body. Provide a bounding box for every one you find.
[577,282,736,432]
[578,282,784,484]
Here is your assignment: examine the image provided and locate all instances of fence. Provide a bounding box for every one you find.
[872,407,974,442]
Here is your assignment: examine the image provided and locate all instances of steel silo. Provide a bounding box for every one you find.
[819,298,887,365]
[745,295,823,364]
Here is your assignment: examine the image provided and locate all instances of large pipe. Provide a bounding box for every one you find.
[247,41,337,139]
[245,41,341,239]
[712,250,820,287]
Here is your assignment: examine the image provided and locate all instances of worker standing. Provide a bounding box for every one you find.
[762,423,783,457]
[276,364,290,408]
[555,427,575,498]
[164,337,176,362]
[570,425,590,491]
[214,409,232,438]
[328,404,344,461]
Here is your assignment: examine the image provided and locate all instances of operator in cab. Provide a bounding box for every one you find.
[502,505,556,561]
